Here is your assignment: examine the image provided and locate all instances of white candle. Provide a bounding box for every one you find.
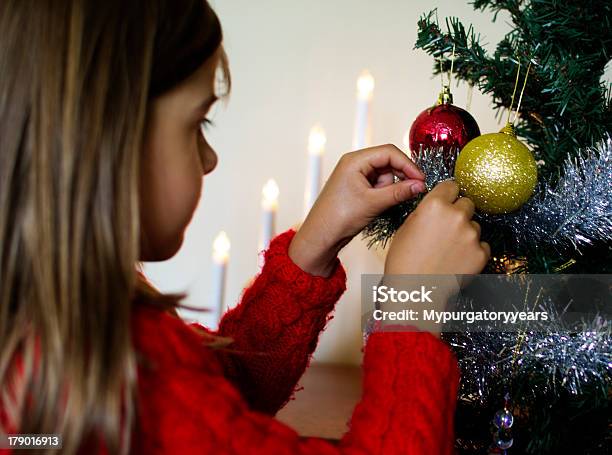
[304,125,326,217]
[211,231,230,323]
[260,179,279,251]
[353,70,375,150]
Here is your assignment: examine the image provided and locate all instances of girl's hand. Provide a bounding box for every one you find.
[289,144,426,277]
[380,181,489,337]
[385,180,490,275]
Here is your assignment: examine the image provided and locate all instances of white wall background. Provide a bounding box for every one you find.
[143,0,517,365]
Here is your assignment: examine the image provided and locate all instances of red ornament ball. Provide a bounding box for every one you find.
[409,88,480,159]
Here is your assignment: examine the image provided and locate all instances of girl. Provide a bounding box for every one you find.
[0,0,489,453]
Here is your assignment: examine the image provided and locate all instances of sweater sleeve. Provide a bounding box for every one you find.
[210,229,347,415]
[133,329,460,455]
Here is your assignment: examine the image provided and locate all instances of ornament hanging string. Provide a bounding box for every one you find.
[466,83,474,112]
[511,283,544,378]
[512,61,532,126]
[435,10,444,91]
[506,60,522,125]
[505,57,532,126]
[435,11,456,92]
[437,43,457,90]
[439,51,445,91]
[448,43,456,87]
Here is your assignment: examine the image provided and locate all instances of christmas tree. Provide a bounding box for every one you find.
[364,1,611,453]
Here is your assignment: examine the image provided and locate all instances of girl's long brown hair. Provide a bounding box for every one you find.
[0,0,228,452]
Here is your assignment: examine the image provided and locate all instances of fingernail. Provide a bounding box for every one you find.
[410,182,425,194]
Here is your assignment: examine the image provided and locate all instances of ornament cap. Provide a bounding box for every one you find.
[500,122,516,137]
[437,85,454,105]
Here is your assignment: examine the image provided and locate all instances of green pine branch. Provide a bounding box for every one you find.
[415,1,612,177]
[414,1,612,276]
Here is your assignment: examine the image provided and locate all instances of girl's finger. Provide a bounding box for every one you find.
[358,145,425,181]
[424,180,460,203]
[471,221,481,237]
[373,172,395,188]
[370,169,410,188]
[369,165,408,180]
[480,241,491,258]
[454,196,476,219]
[369,179,426,211]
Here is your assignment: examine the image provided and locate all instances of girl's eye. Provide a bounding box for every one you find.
[200,118,215,130]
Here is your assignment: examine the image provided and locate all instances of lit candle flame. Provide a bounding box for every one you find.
[357,70,375,101]
[213,231,230,262]
[308,125,326,156]
[261,179,279,210]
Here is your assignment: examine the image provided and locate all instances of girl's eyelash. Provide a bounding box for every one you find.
[201,118,215,129]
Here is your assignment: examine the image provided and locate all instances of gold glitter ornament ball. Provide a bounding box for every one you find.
[454,124,537,214]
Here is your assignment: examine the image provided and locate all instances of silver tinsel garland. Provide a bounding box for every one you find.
[443,296,611,401]
[447,298,611,454]
[362,136,612,253]
[486,136,612,251]
[361,138,612,452]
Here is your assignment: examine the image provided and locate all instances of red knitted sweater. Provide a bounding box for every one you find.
[2,229,461,454]
[128,229,460,454]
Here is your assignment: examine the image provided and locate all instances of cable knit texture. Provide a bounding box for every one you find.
[1,229,461,454]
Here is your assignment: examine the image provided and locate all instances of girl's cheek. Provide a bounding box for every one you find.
[174,140,204,219]
[152,141,202,250]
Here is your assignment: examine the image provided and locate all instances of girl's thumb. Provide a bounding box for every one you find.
[372,179,425,210]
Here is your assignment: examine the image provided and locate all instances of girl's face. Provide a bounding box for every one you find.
[139,49,220,261]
